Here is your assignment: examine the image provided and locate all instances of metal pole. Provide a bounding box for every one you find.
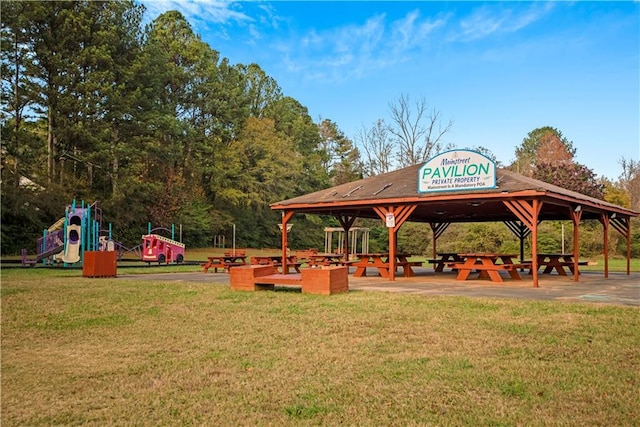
[232,224,236,256]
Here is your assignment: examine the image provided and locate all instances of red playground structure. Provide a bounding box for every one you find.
[141,224,185,264]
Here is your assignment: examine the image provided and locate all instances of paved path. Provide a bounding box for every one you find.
[117,268,640,307]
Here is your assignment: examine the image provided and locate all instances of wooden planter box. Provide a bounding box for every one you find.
[83,251,117,278]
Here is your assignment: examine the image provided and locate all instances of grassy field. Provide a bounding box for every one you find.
[1,268,639,426]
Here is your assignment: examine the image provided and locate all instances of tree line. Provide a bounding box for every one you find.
[2,1,638,257]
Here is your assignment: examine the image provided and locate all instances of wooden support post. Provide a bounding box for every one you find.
[374,204,417,282]
[281,211,294,274]
[600,213,610,279]
[503,199,542,287]
[571,207,582,282]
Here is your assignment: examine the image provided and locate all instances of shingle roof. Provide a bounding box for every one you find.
[271,164,638,223]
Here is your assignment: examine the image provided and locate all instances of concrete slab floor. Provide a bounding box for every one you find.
[117,267,640,307]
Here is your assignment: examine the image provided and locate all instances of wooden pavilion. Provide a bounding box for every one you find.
[271,150,638,287]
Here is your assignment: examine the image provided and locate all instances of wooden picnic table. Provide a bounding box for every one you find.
[251,255,283,265]
[533,253,587,275]
[452,253,527,283]
[307,253,345,267]
[352,253,421,278]
[251,255,302,273]
[427,252,464,272]
[201,255,247,273]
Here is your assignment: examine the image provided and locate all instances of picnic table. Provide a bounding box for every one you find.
[427,252,464,272]
[352,253,422,278]
[532,253,588,275]
[251,255,302,273]
[201,255,247,273]
[307,253,345,267]
[451,253,529,283]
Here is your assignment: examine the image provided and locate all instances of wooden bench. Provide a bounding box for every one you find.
[295,249,319,262]
[201,260,244,273]
[426,253,464,272]
[201,261,218,273]
[507,263,531,271]
[404,261,423,267]
[449,262,531,282]
[225,249,246,257]
[562,260,589,266]
[395,261,423,277]
[230,265,348,295]
[427,259,461,272]
[275,262,302,273]
[426,259,448,271]
[450,262,531,270]
[525,260,588,275]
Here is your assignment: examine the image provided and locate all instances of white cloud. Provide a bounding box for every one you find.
[140,0,253,26]
[455,2,554,42]
[389,9,447,51]
[279,10,447,83]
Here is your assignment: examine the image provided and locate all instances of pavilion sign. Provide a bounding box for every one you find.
[418,149,496,193]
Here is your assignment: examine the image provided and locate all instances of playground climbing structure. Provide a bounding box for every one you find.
[25,200,112,266]
[141,224,185,264]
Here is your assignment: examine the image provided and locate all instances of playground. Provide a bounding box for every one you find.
[20,199,188,274]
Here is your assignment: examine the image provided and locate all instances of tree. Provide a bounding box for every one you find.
[226,117,304,248]
[356,119,394,176]
[618,158,640,212]
[230,117,303,207]
[511,126,603,199]
[10,1,82,183]
[388,93,453,168]
[463,146,500,165]
[1,0,38,188]
[511,126,576,176]
[601,178,631,208]
[241,63,282,119]
[533,162,604,199]
[317,119,361,185]
[534,131,573,166]
[83,1,146,198]
[267,97,329,192]
[144,10,212,177]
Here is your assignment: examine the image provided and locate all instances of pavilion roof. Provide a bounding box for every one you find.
[271,164,638,223]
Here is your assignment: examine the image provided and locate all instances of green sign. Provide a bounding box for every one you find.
[418,150,496,193]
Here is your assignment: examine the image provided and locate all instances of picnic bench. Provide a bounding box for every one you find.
[294,248,319,266]
[225,249,246,257]
[450,253,531,282]
[201,254,247,273]
[526,253,589,275]
[352,253,420,278]
[426,252,463,272]
[230,264,348,295]
[250,255,302,273]
[307,253,345,267]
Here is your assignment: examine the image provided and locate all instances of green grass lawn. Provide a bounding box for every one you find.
[1,268,639,426]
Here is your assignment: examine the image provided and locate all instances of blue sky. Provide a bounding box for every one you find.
[139,1,639,180]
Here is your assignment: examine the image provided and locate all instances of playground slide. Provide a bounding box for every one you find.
[48,217,66,232]
[61,214,82,264]
[36,244,64,262]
